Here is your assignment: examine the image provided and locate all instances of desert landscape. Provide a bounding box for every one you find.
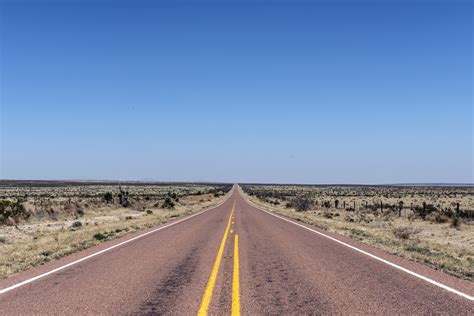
[240,184,474,280]
[0,181,232,278]
[1,1,472,313]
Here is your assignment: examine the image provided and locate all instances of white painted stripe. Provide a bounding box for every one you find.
[244,195,474,301]
[0,190,234,295]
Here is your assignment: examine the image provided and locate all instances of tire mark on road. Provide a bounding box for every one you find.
[136,247,199,315]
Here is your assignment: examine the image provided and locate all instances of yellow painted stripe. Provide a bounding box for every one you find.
[197,201,235,315]
[232,234,240,316]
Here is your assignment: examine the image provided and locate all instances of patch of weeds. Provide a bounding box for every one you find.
[451,217,461,229]
[93,231,115,241]
[94,233,107,241]
[0,236,6,244]
[70,221,82,229]
[323,211,333,219]
[426,213,450,224]
[405,244,432,255]
[40,250,52,257]
[350,228,370,238]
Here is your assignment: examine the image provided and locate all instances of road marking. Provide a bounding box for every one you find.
[0,191,235,295]
[198,201,235,315]
[244,197,474,301]
[232,234,240,316]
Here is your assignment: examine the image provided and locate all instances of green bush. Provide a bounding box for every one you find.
[103,192,113,203]
[94,232,107,241]
[162,197,175,209]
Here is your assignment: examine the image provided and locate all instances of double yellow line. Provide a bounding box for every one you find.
[198,201,240,316]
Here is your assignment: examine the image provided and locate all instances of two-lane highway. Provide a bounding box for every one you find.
[1,186,473,314]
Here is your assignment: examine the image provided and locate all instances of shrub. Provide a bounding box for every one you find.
[323,211,333,219]
[425,212,449,223]
[76,207,85,216]
[0,200,30,224]
[94,232,107,241]
[292,197,313,212]
[103,192,113,204]
[322,201,331,208]
[118,187,129,207]
[70,221,82,229]
[413,203,438,218]
[392,226,421,239]
[146,210,153,215]
[451,217,461,229]
[162,197,175,209]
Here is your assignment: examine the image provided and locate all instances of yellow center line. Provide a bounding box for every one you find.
[197,201,235,315]
[232,234,240,316]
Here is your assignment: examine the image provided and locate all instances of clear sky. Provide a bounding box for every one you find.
[1,0,472,184]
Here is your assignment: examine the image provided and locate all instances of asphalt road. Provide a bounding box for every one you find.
[1,186,473,314]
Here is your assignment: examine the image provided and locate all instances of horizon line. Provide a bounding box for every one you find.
[0,179,473,187]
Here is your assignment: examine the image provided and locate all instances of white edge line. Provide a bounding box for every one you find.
[0,189,234,295]
[241,191,474,301]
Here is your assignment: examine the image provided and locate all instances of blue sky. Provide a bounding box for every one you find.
[1,0,472,184]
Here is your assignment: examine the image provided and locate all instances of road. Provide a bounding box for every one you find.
[1,186,473,314]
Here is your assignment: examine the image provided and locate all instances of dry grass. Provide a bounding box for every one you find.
[241,185,474,280]
[0,182,230,278]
